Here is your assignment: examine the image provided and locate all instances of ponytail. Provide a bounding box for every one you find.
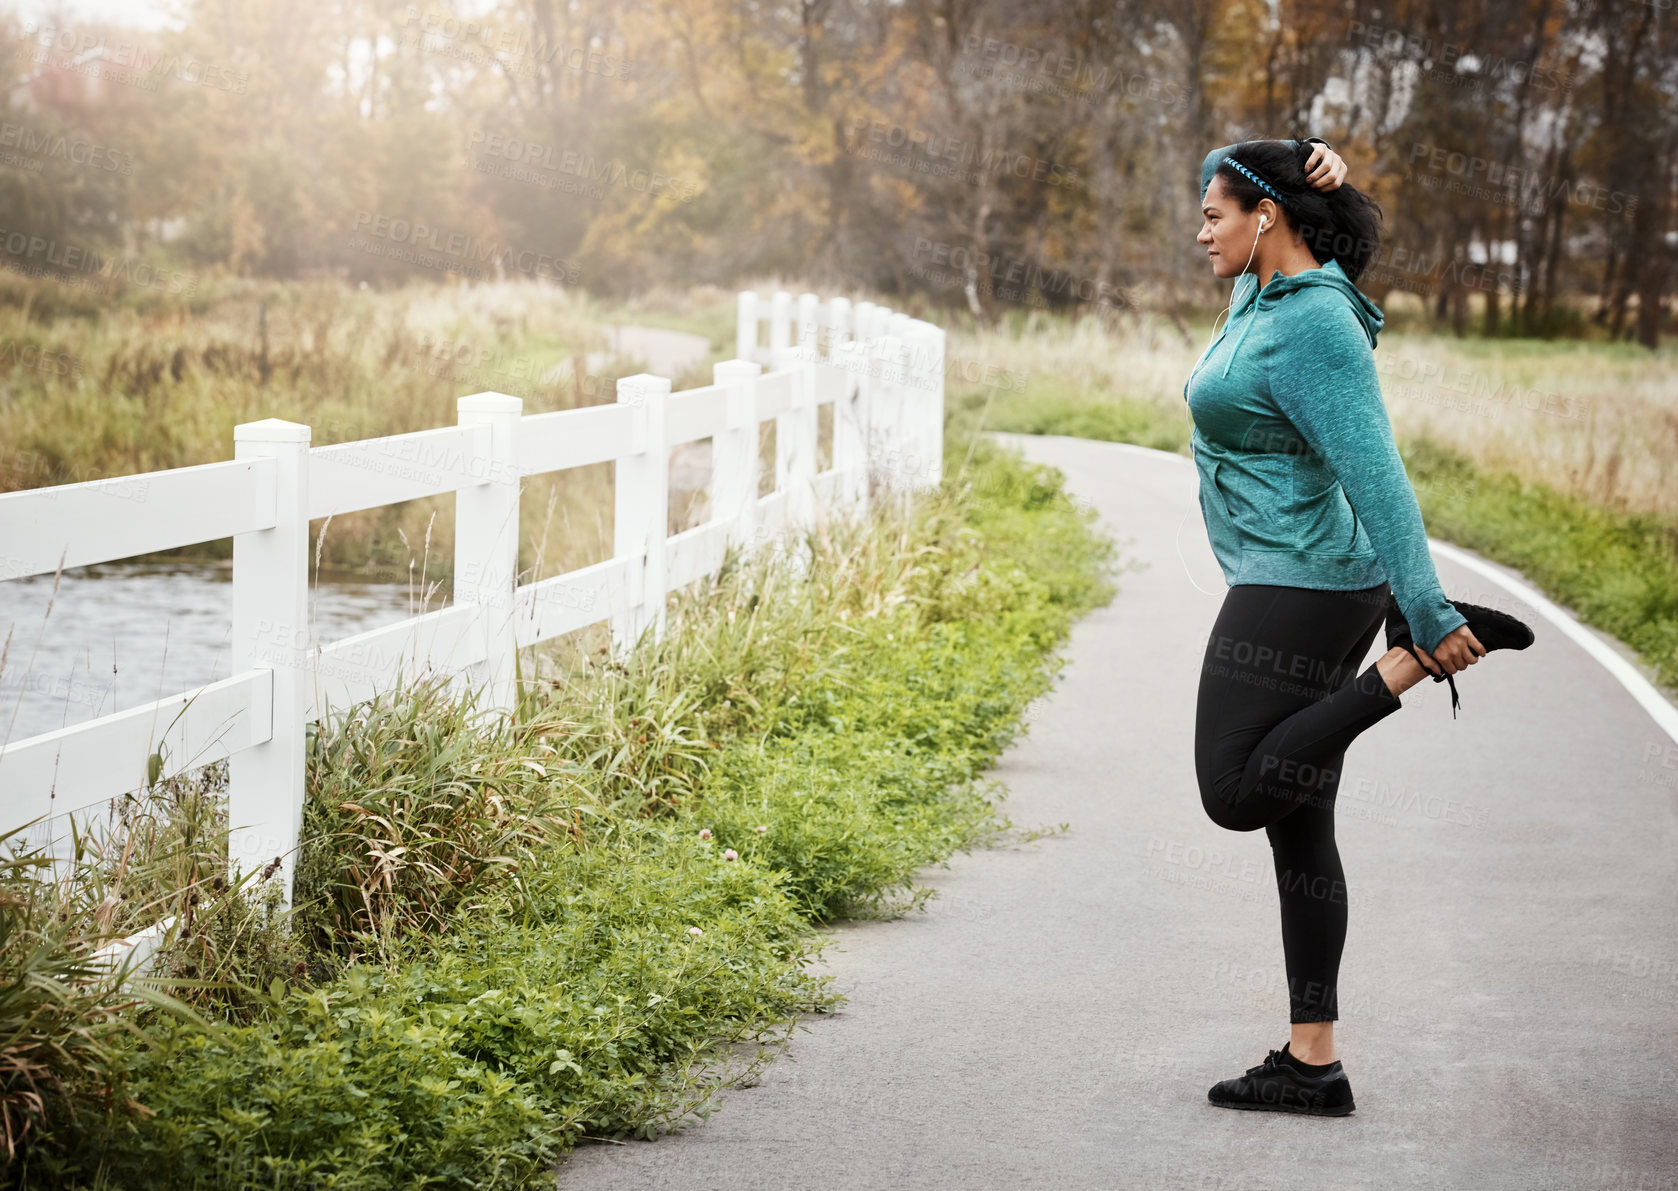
[1212,139,1383,283]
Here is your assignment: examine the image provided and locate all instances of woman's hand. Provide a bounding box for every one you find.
[1303,143,1347,191]
[1411,624,1487,678]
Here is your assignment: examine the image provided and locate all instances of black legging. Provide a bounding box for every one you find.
[1195,582,1403,1023]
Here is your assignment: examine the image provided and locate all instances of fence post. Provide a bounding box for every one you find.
[919,323,946,490]
[828,297,851,355]
[888,311,913,493]
[868,329,905,496]
[454,392,523,718]
[228,418,310,908]
[851,301,874,346]
[894,325,940,494]
[825,296,863,514]
[771,348,816,563]
[850,304,876,486]
[769,291,792,360]
[832,338,870,516]
[796,292,819,363]
[788,294,821,534]
[611,373,670,658]
[712,359,761,556]
[736,290,758,364]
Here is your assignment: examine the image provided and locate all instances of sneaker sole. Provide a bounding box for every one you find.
[1208,1095,1355,1117]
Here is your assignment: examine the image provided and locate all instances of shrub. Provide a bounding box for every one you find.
[0,828,185,1165]
[18,432,1119,1188]
[293,676,596,958]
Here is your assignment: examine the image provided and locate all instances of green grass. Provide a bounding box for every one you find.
[953,377,1678,694]
[11,429,1118,1188]
[1404,436,1678,690]
[963,389,1191,454]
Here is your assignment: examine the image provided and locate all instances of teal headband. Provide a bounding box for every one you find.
[1221,157,1283,203]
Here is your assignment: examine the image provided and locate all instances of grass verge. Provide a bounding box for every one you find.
[9,429,1118,1189]
[1403,436,1678,690]
[953,386,1678,694]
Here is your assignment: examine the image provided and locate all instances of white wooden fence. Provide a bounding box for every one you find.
[0,290,946,910]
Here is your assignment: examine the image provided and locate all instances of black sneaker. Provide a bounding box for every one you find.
[1207,1042,1356,1116]
[1449,599,1537,653]
[1383,594,1536,720]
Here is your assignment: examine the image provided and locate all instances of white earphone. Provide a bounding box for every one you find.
[1181,202,1274,593]
[1198,208,1269,359]
[1179,202,1275,594]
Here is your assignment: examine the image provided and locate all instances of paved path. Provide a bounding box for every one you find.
[584,323,711,381]
[558,433,1678,1191]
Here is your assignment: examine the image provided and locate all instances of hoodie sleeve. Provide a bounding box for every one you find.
[1199,137,1333,201]
[1265,289,1467,654]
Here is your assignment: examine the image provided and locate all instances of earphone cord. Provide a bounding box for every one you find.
[1194,217,1265,362]
[1176,216,1266,597]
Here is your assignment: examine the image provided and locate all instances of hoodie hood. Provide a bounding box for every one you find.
[1211,258,1384,378]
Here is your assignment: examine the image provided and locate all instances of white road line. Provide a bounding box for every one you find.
[990,433,1678,747]
[1426,538,1678,745]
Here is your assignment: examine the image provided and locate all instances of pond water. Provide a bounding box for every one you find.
[0,561,421,746]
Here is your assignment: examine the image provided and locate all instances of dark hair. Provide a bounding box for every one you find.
[1212,139,1383,283]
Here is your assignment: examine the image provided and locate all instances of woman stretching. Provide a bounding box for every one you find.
[1185,137,1535,1116]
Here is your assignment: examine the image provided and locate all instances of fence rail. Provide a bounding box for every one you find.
[0,289,946,908]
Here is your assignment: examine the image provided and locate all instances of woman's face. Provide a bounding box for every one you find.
[1197,173,1270,280]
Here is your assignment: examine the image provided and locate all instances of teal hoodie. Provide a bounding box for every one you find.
[1185,143,1467,653]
